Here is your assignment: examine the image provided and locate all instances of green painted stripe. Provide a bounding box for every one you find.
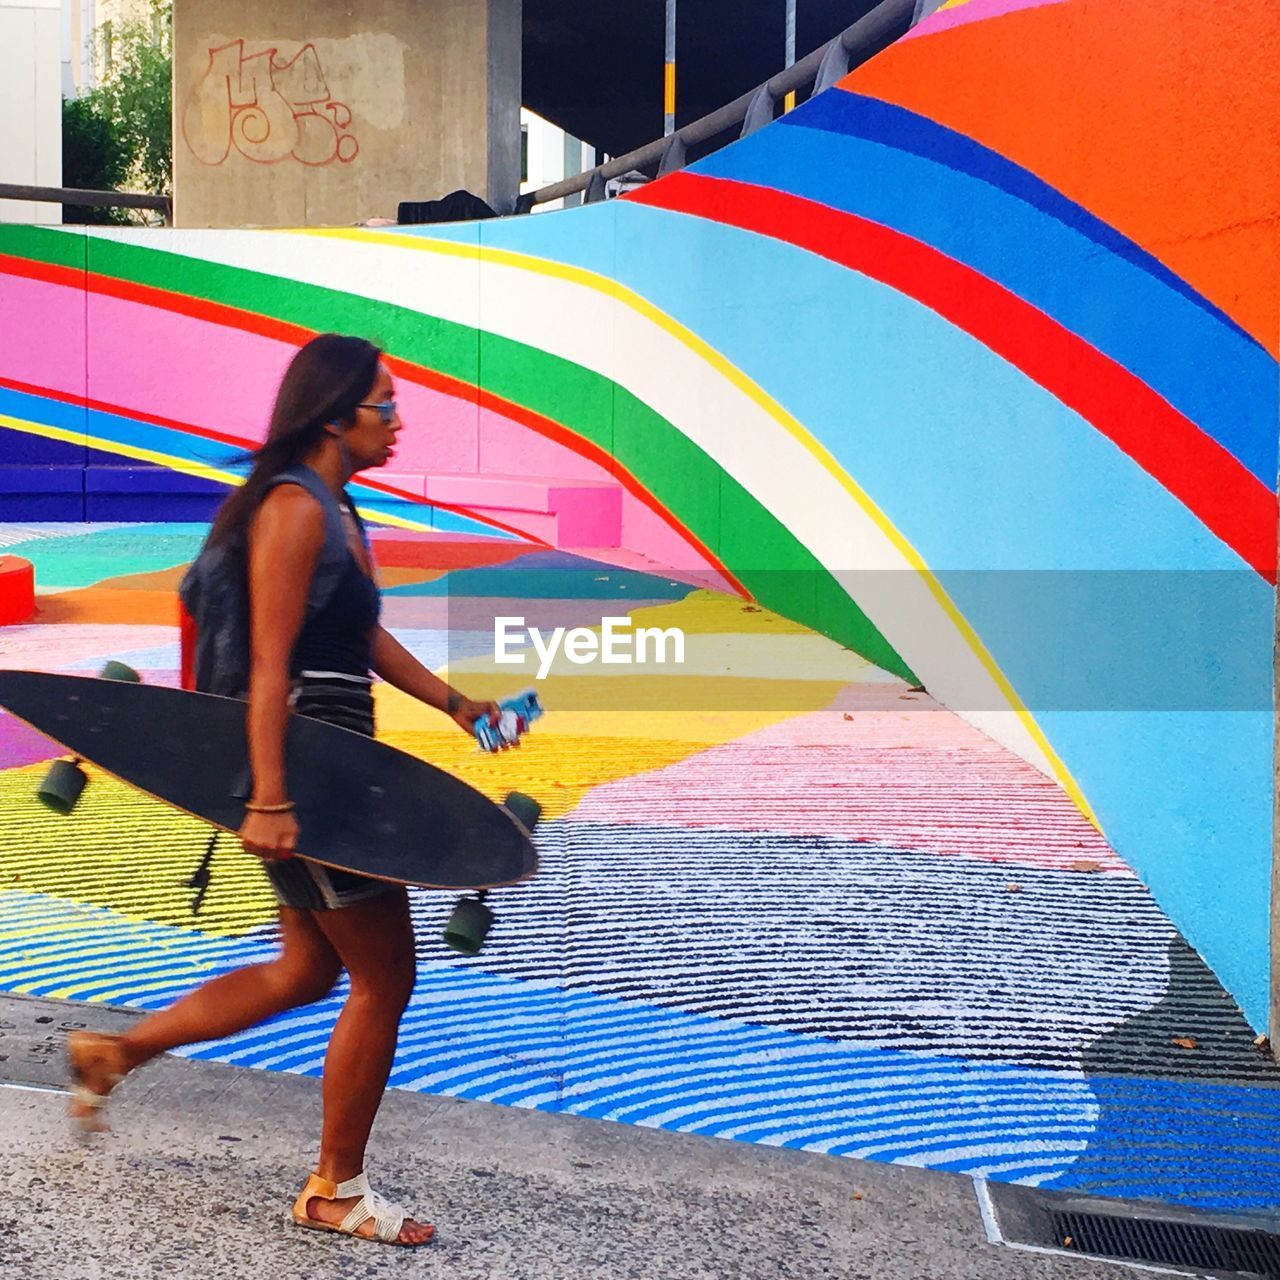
[0,224,86,272]
[0,227,914,680]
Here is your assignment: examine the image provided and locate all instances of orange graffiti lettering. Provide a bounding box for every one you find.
[181,39,359,168]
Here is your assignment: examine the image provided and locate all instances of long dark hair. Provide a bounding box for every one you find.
[209,333,381,545]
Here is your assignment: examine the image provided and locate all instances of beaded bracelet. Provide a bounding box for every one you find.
[244,800,296,814]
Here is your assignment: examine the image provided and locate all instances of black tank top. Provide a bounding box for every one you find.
[290,540,381,677]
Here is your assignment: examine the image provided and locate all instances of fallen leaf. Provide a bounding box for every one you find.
[1172,1036,1197,1050]
[842,713,854,722]
[1063,1236,1074,1248]
[1006,883,1023,894]
[1071,859,1102,873]
[852,1193,863,1201]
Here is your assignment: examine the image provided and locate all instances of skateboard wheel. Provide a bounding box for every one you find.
[503,791,541,833]
[99,661,141,683]
[37,758,88,814]
[443,895,494,956]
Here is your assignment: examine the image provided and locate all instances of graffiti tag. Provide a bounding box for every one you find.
[182,39,359,167]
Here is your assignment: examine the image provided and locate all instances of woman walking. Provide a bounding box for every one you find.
[65,334,501,1247]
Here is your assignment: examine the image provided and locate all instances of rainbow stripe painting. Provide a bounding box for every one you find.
[1,0,1278,1211]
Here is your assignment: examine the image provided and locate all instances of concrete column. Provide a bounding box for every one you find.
[172,0,521,228]
[486,0,520,214]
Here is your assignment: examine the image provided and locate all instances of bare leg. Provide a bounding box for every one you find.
[299,888,432,1245]
[68,906,340,1126]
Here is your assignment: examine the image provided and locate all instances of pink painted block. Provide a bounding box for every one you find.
[82,293,479,471]
[424,473,616,513]
[425,473,623,547]
[87,292,294,443]
[552,486,622,546]
[477,413,723,573]
[0,276,86,403]
[482,509,560,544]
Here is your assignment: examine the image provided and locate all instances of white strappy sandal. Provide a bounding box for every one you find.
[292,1170,433,1246]
[66,1031,126,1134]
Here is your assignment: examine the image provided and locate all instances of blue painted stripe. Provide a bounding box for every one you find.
[0,385,519,538]
[1045,1074,1280,1207]
[692,98,1276,486]
[780,90,1255,345]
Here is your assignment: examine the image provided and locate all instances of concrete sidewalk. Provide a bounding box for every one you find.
[0,993,1187,1280]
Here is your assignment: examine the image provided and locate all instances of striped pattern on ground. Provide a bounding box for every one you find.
[572,684,1124,870]
[2,888,1278,1208]
[0,891,243,1003]
[0,625,179,671]
[0,766,278,935]
[0,888,1093,1185]
[6,889,1280,1207]
[0,525,129,549]
[0,778,1260,1080]
[435,820,1176,1069]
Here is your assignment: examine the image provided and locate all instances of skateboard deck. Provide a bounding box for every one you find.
[0,670,538,892]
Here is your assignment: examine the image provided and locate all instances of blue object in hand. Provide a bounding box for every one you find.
[475,689,544,752]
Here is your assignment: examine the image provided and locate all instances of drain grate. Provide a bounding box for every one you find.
[1052,1210,1280,1277]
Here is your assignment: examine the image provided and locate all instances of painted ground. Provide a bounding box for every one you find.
[1,523,1277,1212]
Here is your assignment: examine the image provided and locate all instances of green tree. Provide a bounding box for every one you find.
[61,93,131,223]
[61,0,172,222]
[94,1,172,196]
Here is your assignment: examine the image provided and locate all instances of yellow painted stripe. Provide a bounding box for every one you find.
[0,411,434,533]
[299,227,1097,825]
[664,62,677,116]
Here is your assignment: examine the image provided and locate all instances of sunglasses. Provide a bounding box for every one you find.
[357,399,398,424]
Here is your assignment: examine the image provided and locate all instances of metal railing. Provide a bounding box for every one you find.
[1,1,922,222]
[525,0,922,210]
[0,182,171,223]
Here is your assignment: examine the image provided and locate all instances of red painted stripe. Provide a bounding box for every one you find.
[0,255,742,589]
[629,173,1278,583]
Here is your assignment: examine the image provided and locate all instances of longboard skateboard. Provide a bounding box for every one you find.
[0,669,540,951]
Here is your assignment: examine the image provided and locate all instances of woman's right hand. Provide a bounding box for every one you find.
[239,809,299,862]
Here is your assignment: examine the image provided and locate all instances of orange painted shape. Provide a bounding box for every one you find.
[0,556,35,624]
[843,0,1280,352]
[34,587,185,625]
[368,536,533,572]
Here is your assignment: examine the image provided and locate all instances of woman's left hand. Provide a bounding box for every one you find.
[451,696,504,742]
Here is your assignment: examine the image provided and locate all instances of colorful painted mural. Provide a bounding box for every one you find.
[2,523,1278,1210]
[1,0,1278,1209]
